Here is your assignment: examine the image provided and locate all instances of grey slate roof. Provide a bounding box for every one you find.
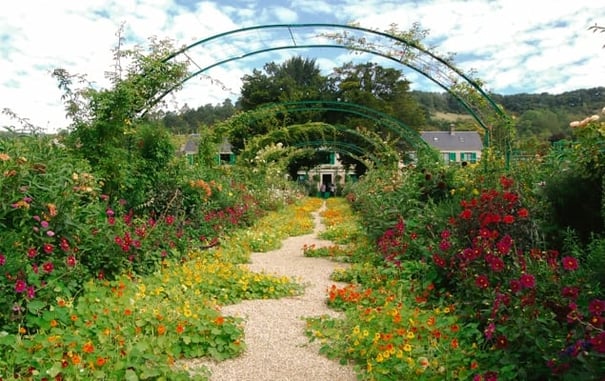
[420,131,483,151]
[182,139,199,154]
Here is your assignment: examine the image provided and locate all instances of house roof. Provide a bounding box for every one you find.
[420,131,483,151]
[182,139,199,153]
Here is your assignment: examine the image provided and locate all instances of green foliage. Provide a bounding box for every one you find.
[53,34,189,202]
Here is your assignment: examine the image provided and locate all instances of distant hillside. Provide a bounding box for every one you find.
[411,87,605,144]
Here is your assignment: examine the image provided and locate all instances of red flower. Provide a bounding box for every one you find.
[432,254,446,268]
[43,243,54,254]
[27,247,38,258]
[517,208,529,218]
[519,273,536,289]
[500,176,514,189]
[487,255,505,272]
[475,275,490,289]
[509,279,522,294]
[589,332,605,353]
[66,255,77,267]
[502,215,515,224]
[460,209,472,220]
[561,286,579,299]
[561,256,578,271]
[588,299,605,316]
[42,261,54,274]
[495,334,508,349]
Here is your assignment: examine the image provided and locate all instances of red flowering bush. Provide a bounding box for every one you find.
[430,176,604,380]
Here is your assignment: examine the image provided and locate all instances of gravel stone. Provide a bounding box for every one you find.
[185,202,358,381]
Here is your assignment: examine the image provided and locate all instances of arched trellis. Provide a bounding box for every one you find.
[237,121,395,167]
[252,101,432,151]
[217,100,432,159]
[153,23,510,147]
[291,140,380,168]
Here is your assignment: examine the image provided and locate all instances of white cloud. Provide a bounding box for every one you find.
[1,0,605,132]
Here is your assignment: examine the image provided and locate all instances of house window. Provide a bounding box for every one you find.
[461,152,477,163]
[443,152,456,163]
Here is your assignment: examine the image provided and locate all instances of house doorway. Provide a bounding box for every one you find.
[322,174,332,188]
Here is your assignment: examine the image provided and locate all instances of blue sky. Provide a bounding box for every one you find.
[1,0,604,132]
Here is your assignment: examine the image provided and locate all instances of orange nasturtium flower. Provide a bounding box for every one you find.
[50,319,58,328]
[82,341,95,353]
[214,316,225,325]
[157,324,166,335]
[176,324,185,334]
[71,354,82,365]
[96,357,107,367]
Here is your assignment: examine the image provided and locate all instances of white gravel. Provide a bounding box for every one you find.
[185,202,358,381]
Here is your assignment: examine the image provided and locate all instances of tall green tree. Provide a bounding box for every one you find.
[239,56,329,111]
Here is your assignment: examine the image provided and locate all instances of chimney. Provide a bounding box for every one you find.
[449,123,455,136]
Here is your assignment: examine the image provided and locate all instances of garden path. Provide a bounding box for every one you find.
[187,201,357,381]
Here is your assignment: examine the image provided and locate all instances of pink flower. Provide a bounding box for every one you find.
[43,243,54,254]
[0,254,5,266]
[40,220,49,229]
[26,286,35,299]
[562,256,579,271]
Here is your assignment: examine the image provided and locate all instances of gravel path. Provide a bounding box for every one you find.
[187,202,357,381]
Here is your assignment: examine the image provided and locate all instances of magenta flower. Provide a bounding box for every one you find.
[43,243,54,254]
[15,279,27,293]
[0,253,5,266]
[40,220,49,229]
[484,322,496,340]
[26,286,35,299]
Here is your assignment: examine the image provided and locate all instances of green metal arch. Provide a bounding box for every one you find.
[254,101,431,151]
[241,121,391,158]
[291,140,379,167]
[156,23,510,143]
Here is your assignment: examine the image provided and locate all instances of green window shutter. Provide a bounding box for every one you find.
[470,152,477,163]
[187,154,194,165]
[330,152,335,164]
[229,153,235,164]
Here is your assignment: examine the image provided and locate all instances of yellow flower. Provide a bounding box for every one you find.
[403,344,412,352]
[406,331,415,339]
[376,353,384,363]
